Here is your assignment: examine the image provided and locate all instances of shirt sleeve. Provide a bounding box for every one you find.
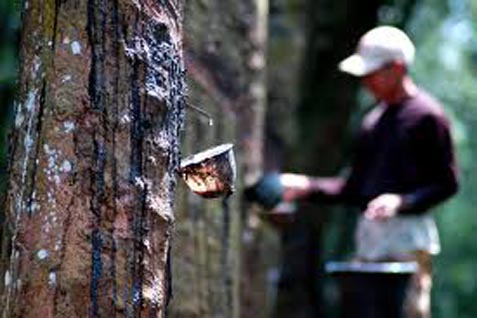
[305,130,371,208]
[399,114,459,214]
[306,176,347,203]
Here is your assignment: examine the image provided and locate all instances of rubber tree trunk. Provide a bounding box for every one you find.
[0,1,185,317]
[168,1,269,318]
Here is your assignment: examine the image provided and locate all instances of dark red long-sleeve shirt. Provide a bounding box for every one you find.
[312,90,459,214]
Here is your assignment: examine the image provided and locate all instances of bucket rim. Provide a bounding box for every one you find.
[180,143,234,168]
[325,261,418,274]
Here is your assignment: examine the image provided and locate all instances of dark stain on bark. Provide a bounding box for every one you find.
[132,187,147,318]
[51,0,60,51]
[87,0,98,110]
[130,59,143,181]
[128,11,145,318]
[221,195,233,313]
[87,0,111,316]
[110,0,120,314]
[90,136,107,318]
[88,7,108,318]
[165,244,172,309]
[87,0,107,112]
[91,228,103,318]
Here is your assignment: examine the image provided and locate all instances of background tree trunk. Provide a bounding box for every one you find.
[0,0,185,317]
[168,1,270,318]
[268,0,382,317]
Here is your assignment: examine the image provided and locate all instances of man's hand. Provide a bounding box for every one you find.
[280,173,313,201]
[364,193,403,220]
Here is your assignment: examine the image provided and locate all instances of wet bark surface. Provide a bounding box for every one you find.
[1,1,185,317]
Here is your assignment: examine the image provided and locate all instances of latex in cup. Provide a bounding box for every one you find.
[179,144,236,198]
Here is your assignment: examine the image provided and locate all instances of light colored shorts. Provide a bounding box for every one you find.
[354,214,440,261]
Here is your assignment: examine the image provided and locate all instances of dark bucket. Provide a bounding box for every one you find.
[244,172,284,210]
[326,261,417,318]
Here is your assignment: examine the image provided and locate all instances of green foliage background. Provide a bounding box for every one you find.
[0,0,19,189]
[408,1,477,317]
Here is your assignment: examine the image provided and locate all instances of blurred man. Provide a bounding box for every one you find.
[279,26,459,318]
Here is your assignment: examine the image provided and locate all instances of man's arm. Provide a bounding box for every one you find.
[280,173,346,202]
[401,113,459,213]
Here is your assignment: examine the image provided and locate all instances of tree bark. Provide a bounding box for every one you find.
[0,1,185,317]
[168,1,269,318]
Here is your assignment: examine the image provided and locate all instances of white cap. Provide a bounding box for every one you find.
[338,26,415,77]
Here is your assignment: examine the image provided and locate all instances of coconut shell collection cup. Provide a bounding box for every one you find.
[179,143,236,199]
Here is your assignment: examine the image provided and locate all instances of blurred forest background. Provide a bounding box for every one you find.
[1,0,476,317]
